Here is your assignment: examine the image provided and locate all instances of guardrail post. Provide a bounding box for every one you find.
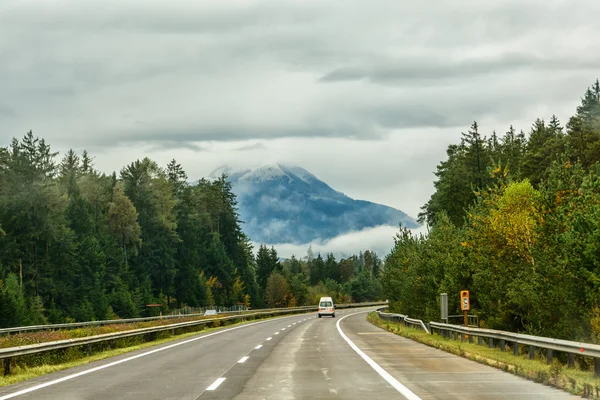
[513,343,519,356]
[468,334,473,344]
[568,353,575,368]
[488,338,494,348]
[87,344,92,357]
[546,349,553,364]
[529,345,535,360]
[3,358,10,376]
[460,333,464,342]
[499,339,505,351]
[477,336,482,345]
[595,358,600,377]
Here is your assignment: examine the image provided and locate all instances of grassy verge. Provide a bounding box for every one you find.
[367,312,600,398]
[0,313,248,349]
[0,312,306,388]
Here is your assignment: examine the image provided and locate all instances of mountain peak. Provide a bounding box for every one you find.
[207,163,419,244]
[209,163,318,185]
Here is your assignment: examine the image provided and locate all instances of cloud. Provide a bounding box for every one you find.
[319,53,600,86]
[235,142,266,151]
[1,0,598,147]
[1,0,599,250]
[0,105,15,118]
[145,140,208,152]
[257,224,429,260]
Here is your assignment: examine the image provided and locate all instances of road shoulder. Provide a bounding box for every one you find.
[340,312,580,400]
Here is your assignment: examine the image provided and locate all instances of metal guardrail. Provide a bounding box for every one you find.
[0,301,386,375]
[0,306,317,336]
[376,309,429,334]
[406,317,430,334]
[375,306,600,377]
[429,321,600,376]
[0,302,387,336]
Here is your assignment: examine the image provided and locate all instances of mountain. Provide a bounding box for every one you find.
[209,163,420,244]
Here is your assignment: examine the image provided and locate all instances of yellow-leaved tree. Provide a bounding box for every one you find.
[486,180,542,265]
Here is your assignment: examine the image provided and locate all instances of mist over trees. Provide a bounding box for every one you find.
[383,79,600,341]
[0,139,383,327]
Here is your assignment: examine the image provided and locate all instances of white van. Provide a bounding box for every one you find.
[318,296,335,318]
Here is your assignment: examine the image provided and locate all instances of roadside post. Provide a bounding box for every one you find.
[460,290,470,339]
[440,293,448,324]
[146,303,163,319]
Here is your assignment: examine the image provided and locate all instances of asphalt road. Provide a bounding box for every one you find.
[0,308,581,400]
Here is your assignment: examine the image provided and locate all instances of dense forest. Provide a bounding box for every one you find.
[383,79,600,342]
[0,136,383,327]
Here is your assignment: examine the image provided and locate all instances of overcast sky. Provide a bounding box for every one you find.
[1,0,599,256]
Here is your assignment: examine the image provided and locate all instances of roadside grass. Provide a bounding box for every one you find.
[0,313,243,350]
[367,312,600,399]
[0,312,304,388]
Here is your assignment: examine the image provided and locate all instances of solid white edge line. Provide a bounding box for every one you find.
[206,377,226,391]
[238,356,249,363]
[255,344,263,349]
[0,314,300,400]
[336,312,422,400]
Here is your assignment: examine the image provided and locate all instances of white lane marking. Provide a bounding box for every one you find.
[275,332,280,335]
[266,337,272,341]
[238,356,249,363]
[287,324,291,327]
[0,314,301,400]
[281,328,286,331]
[206,377,226,391]
[336,312,422,400]
[255,344,263,349]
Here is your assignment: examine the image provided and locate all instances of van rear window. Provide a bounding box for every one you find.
[320,301,332,307]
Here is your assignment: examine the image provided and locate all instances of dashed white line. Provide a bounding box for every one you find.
[281,328,286,331]
[206,377,226,391]
[287,324,291,327]
[275,332,280,335]
[266,337,272,341]
[238,356,249,364]
[255,344,263,349]
[336,312,422,400]
[0,313,301,400]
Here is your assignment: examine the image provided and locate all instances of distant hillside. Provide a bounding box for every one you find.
[209,163,419,244]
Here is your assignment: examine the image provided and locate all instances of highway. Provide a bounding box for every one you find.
[0,307,580,399]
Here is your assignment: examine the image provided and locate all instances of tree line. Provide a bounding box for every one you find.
[0,136,382,327]
[258,246,383,307]
[382,79,600,342]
